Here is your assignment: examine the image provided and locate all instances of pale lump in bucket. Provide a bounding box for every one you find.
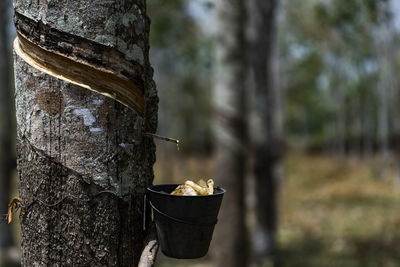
[171,179,214,196]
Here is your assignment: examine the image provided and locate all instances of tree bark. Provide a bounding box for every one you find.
[211,1,248,267]
[0,0,15,258]
[13,1,158,266]
[246,0,280,265]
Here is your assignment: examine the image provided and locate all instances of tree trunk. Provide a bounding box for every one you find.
[13,1,158,266]
[362,91,373,158]
[375,26,391,178]
[336,64,347,157]
[0,0,15,263]
[246,0,280,265]
[211,0,248,267]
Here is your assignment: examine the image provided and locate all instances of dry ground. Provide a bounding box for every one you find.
[279,153,400,267]
[155,152,400,267]
[7,152,400,267]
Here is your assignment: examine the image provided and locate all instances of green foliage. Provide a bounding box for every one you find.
[148,0,214,153]
[280,0,398,151]
[150,0,399,153]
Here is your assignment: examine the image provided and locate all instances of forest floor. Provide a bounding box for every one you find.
[154,152,400,267]
[6,152,400,266]
[279,153,400,267]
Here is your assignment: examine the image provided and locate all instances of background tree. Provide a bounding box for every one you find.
[13,0,157,266]
[246,0,281,265]
[211,0,248,266]
[0,0,18,265]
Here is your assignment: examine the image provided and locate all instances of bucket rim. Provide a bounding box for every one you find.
[147,184,226,197]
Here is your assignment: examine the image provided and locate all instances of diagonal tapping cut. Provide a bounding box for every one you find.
[14,33,146,117]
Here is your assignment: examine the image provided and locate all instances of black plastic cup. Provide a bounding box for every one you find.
[147,184,226,259]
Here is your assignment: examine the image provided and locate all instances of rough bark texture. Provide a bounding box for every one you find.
[13,0,158,266]
[212,0,248,267]
[247,0,280,265]
[0,0,14,253]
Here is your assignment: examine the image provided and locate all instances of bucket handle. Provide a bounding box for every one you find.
[149,201,218,227]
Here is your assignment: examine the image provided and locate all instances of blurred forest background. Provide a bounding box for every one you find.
[2,0,400,266]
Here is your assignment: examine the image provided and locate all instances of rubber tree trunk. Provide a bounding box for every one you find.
[211,0,248,267]
[13,1,158,266]
[336,60,347,156]
[373,26,391,178]
[0,0,15,259]
[246,0,280,265]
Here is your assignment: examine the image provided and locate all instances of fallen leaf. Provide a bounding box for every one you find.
[7,198,24,224]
